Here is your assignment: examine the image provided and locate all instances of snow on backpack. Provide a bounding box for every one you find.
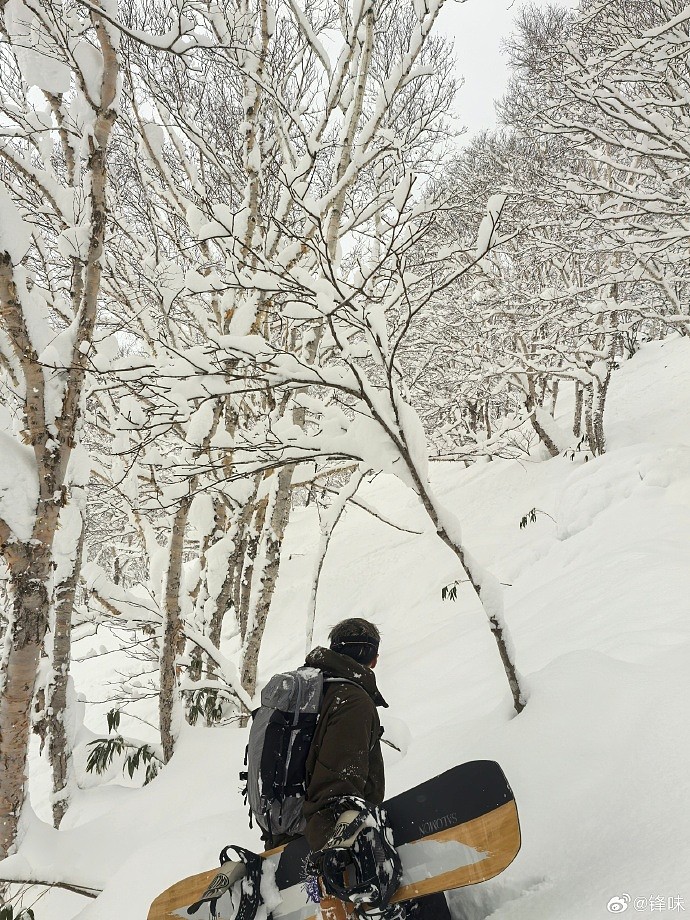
[242,666,325,842]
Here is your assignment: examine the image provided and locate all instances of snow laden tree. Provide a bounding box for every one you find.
[496,2,690,455]
[548,0,690,313]
[97,45,296,755]
[0,0,119,847]
[415,2,690,466]
[399,127,578,462]
[107,0,526,715]
[426,123,623,461]
[75,33,276,759]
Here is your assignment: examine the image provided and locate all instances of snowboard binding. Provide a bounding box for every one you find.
[186,844,265,919]
[308,798,402,914]
[356,905,406,920]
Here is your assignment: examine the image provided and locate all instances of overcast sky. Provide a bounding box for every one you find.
[437,0,577,138]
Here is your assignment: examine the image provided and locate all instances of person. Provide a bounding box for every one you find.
[303,618,452,920]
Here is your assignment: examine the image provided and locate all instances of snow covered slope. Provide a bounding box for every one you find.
[7,335,690,920]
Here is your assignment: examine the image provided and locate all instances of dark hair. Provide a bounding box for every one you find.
[329,618,381,665]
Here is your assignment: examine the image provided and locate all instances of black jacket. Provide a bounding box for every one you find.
[302,647,387,850]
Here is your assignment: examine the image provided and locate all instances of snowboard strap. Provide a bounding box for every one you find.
[186,845,264,920]
[309,800,402,911]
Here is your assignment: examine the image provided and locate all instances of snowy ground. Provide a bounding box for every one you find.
[3,335,690,920]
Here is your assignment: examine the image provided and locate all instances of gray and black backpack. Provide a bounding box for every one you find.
[241,667,325,844]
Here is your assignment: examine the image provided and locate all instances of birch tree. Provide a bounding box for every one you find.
[104,0,526,712]
[504,2,690,446]
[0,0,119,848]
[415,2,690,467]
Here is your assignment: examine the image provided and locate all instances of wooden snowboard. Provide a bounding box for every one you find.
[148,760,520,920]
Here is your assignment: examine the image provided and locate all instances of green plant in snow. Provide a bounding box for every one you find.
[0,907,35,920]
[85,709,161,785]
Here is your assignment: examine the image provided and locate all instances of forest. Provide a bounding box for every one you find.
[1,0,689,918]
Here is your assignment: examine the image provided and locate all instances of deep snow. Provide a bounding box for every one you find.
[3,335,690,920]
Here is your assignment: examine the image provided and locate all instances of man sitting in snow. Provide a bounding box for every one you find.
[303,617,451,920]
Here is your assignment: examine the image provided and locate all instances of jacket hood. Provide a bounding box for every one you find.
[305,646,388,708]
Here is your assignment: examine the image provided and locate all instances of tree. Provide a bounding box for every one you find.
[0,0,119,847]
[498,2,690,453]
[104,0,526,713]
[414,2,690,470]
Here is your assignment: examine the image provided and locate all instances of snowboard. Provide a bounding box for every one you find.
[148,760,520,920]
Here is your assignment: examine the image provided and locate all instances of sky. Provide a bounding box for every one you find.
[437,0,577,137]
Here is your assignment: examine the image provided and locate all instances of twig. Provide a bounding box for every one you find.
[0,878,102,899]
[382,737,402,752]
[321,487,424,535]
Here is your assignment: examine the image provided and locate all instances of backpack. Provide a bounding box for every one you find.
[242,666,325,843]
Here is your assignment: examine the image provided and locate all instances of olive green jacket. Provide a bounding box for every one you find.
[302,647,387,850]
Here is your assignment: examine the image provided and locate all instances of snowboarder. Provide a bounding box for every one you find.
[303,618,452,920]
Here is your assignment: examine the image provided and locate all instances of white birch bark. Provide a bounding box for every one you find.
[305,470,365,655]
[240,465,295,703]
[45,525,84,828]
[159,500,191,763]
[0,5,119,853]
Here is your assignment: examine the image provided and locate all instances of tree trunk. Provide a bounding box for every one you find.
[207,541,237,656]
[238,497,269,643]
[225,476,262,642]
[240,465,294,704]
[591,334,617,456]
[305,470,364,654]
[573,381,583,438]
[584,384,597,455]
[528,409,560,458]
[467,400,478,434]
[592,378,608,456]
[551,379,560,417]
[0,549,51,856]
[525,375,559,458]
[203,509,242,720]
[380,399,526,715]
[46,524,85,828]
[417,483,525,714]
[159,500,191,763]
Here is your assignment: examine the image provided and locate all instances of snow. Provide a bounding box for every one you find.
[0,187,32,264]
[474,194,507,262]
[4,0,71,94]
[0,428,38,542]
[57,227,91,262]
[532,407,573,455]
[7,335,690,919]
[52,503,84,585]
[400,837,486,878]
